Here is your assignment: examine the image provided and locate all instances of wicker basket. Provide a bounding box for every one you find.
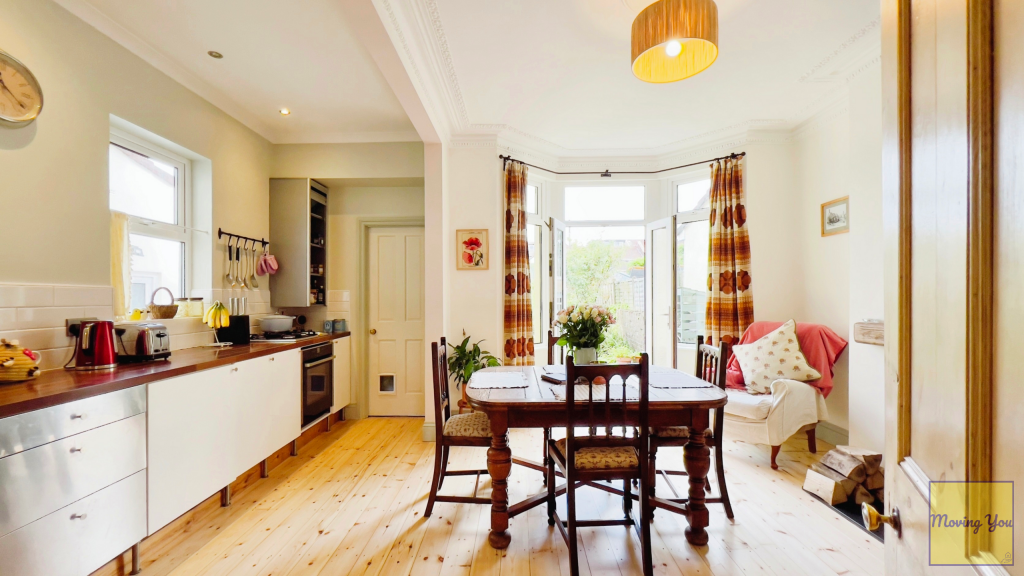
[149,287,179,320]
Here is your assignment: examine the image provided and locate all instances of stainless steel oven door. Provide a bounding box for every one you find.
[302,354,334,427]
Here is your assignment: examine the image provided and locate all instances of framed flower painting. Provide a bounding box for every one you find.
[456,229,489,270]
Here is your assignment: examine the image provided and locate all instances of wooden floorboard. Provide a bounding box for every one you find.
[107,417,882,576]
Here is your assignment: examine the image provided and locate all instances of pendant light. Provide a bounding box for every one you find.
[631,0,719,83]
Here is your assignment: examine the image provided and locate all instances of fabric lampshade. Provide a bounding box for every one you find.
[631,0,719,83]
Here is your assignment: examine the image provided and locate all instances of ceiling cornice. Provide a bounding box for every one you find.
[385,0,882,161]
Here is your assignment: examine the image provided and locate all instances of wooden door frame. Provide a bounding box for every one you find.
[882,0,995,564]
[353,217,426,420]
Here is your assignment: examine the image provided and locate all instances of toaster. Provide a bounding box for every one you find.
[115,322,172,363]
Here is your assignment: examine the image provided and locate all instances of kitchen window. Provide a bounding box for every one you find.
[109,133,191,309]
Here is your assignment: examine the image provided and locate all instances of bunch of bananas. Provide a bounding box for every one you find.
[204,301,231,330]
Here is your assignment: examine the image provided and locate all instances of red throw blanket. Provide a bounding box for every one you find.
[725,321,848,398]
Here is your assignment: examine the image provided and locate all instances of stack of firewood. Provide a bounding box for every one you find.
[802,446,884,506]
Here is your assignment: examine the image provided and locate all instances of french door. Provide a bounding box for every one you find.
[645,216,676,368]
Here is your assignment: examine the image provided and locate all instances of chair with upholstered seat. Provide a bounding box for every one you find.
[546,354,653,576]
[648,336,734,519]
[424,338,492,517]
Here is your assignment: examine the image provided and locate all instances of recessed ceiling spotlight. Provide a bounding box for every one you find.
[279,108,291,116]
[207,51,223,59]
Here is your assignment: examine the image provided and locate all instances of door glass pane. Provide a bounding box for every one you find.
[526,184,539,214]
[566,226,645,361]
[129,234,183,308]
[527,223,543,344]
[676,219,710,374]
[109,143,179,224]
[565,187,645,221]
[553,225,565,316]
[677,180,711,212]
[651,226,674,367]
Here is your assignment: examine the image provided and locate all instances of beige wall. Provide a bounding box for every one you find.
[0,0,272,290]
[270,143,423,179]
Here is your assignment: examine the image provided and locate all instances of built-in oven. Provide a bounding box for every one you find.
[301,342,334,427]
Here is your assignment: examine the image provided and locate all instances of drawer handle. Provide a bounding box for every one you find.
[70,513,87,520]
[70,447,82,453]
[269,357,275,362]
[231,366,239,373]
[70,413,87,420]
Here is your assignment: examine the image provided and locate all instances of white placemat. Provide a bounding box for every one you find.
[468,370,529,389]
[551,383,640,401]
[650,365,714,389]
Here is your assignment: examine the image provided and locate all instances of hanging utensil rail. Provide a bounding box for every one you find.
[217,228,269,248]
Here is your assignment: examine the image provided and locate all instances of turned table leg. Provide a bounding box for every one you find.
[683,428,711,546]
[487,414,512,549]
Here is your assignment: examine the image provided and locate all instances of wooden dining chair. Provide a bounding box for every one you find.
[424,338,492,517]
[546,354,654,576]
[648,336,733,519]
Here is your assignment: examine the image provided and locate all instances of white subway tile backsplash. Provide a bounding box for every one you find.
[16,307,86,330]
[0,285,54,308]
[36,347,74,371]
[0,309,16,331]
[53,286,114,307]
[0,328,73,351]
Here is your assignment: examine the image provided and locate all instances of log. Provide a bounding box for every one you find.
[810,463,858,496]
[836,445,883,476]
[820,449,867,483]
[803,468,848,506]
[872,488,885,502]
[853,484,875,506]
[865,470,885,491]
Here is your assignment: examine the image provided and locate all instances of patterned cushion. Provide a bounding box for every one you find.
[554,438,639,470]
[443,411,492,438]
[731,319,821,394]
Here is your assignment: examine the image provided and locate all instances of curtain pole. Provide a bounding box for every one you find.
[497,152,745,177]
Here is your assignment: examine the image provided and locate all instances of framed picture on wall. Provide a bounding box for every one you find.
[456,229,489,270]
[821,196,850,236]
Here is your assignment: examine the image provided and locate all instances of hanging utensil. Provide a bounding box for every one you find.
[239,240,249,289]
[226,236,236,287]
[249,241,260,288]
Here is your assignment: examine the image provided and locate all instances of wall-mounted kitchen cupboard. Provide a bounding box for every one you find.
[270,179,329,308]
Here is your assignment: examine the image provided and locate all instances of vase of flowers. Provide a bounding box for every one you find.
[553,304,615,365]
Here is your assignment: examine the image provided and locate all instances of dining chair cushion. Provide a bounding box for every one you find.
[651,427,714,439]
[554,438,639,470]
[443,411,492,438]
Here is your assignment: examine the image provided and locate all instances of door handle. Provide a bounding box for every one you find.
[369,329,377,335]
[862,503,901,538]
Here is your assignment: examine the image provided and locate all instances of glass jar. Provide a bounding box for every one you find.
[187,298,205,317]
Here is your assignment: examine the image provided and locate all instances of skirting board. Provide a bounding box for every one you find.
[815,421,849,447]
[422,422,436,442]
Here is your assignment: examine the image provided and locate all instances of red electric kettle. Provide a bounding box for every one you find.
[73,320,118,371]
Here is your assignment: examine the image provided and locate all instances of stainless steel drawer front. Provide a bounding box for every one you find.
[0,386,146,458]
[0,413,146,538]
[0,470,147,576]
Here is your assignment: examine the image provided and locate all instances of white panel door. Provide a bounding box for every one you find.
[645,216,676,367]
[368,227,425,416]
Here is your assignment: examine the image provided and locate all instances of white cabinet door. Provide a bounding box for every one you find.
[333,337,352,411]
[147,365,238,535]
[234,350,301,477]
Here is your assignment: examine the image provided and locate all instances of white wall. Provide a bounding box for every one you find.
[0,0,272,290]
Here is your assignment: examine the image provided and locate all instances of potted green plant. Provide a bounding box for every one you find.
[553,304,616,365]
[447,336,501,412]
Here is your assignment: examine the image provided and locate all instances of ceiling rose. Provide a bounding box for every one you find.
[631,0,719,83]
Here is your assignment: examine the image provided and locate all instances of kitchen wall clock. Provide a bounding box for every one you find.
[0,49,43,127]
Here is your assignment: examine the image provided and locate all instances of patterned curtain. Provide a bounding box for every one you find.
[503,160,534,365]
[705,157,753,346]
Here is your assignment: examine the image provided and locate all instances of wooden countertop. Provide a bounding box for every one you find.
[0,332,351,419]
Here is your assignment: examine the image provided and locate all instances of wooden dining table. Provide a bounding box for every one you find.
[466,365,728,550]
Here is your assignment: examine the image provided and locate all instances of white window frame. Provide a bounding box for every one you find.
[563,184,647,224]
[110,129,192,299]
[525,179,547,345]
[673,173,712,220]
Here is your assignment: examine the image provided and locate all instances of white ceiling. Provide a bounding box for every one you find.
[61,0,418,143]
[433,0,880,154]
